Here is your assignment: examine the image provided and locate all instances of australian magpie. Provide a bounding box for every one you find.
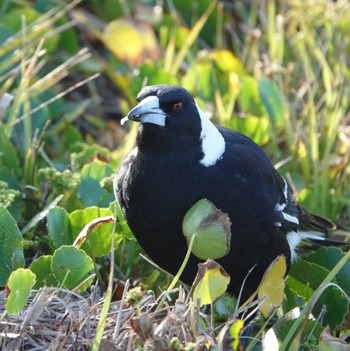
[114,84,334,302]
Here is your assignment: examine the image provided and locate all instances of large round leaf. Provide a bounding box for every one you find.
[51,246,94,292]
[0,206,24,286]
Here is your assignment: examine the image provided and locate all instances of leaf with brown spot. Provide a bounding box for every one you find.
[73,216,116,248]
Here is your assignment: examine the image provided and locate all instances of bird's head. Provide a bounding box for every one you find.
[122,84,226,167]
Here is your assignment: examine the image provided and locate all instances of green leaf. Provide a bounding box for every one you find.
[21,194,64,234]
[258,78,286,125]
[0,128,20,177]
[77,160,115,207]
[276,318,323,347]
[288,257,349,330]
[5,268,36,314]
[51,245,95,292]
[70,207,115,257]
[308,247,350,295]
[0,206,24,286]
[1,7,59,53]
[313,286,348,330]
[132,64,178,97]
[231,115,270,146]
[182,199,231,260]
[238,76,266,116]
[29,255,57,289]
[288,257,330,293]
[47,206,73,248]
[192,259,230,307]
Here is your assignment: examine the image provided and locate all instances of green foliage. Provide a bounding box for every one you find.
[5,268,36,315]
[0,206,24,285]
[51,246,94,291]
[182,198,231,260]
[192,260,231,307]
[0,0,349,349]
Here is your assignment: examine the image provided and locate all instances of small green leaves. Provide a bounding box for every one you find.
[5,268,36,314]
[182,199,231,260]
[51,246,95,291]
[0,206,24,286]
[192,259,230,307]
[77,160,115,207]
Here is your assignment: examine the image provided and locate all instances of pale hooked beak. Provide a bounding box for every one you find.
[120,95,167,127]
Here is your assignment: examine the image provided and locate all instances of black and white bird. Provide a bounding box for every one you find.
[115,84,334,302]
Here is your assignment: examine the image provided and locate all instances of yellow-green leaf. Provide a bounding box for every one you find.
[217,319,244,351]
[258,255,287,318]
[192,260,230,306]
[103,19,160,66]
[5,268,36,314]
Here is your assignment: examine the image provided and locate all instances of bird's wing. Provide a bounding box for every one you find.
[114,147,138,200]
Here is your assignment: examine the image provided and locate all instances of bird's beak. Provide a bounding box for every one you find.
[121,95,166,127]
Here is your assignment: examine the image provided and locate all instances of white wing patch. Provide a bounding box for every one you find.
[195,103,226,167]
[287,231,326,260]
[282,212,299,225]
[275,178,300,226]
[275,178,288,211]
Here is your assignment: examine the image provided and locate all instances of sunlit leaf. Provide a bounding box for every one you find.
[103,18,160,66]
[192,259,230,306]
[258,255,287,318]
[208,50,246,76]
[5,268,36,314]
[231,115,270,146]
[217,319,244,351]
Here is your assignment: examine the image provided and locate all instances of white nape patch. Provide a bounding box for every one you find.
[275,178,288,211]
[287,231,326,260]
[195,103,226,167]
[282,212,299,225]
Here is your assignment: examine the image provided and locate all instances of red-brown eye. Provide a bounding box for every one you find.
[172,102,183,112]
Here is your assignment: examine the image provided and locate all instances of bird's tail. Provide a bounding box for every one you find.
[300,212,343,247]
[306,213,336,233]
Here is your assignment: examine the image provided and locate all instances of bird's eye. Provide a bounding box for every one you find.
[172,102,183,112]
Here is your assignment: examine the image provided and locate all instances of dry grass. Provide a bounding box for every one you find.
[0,285,216,350]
